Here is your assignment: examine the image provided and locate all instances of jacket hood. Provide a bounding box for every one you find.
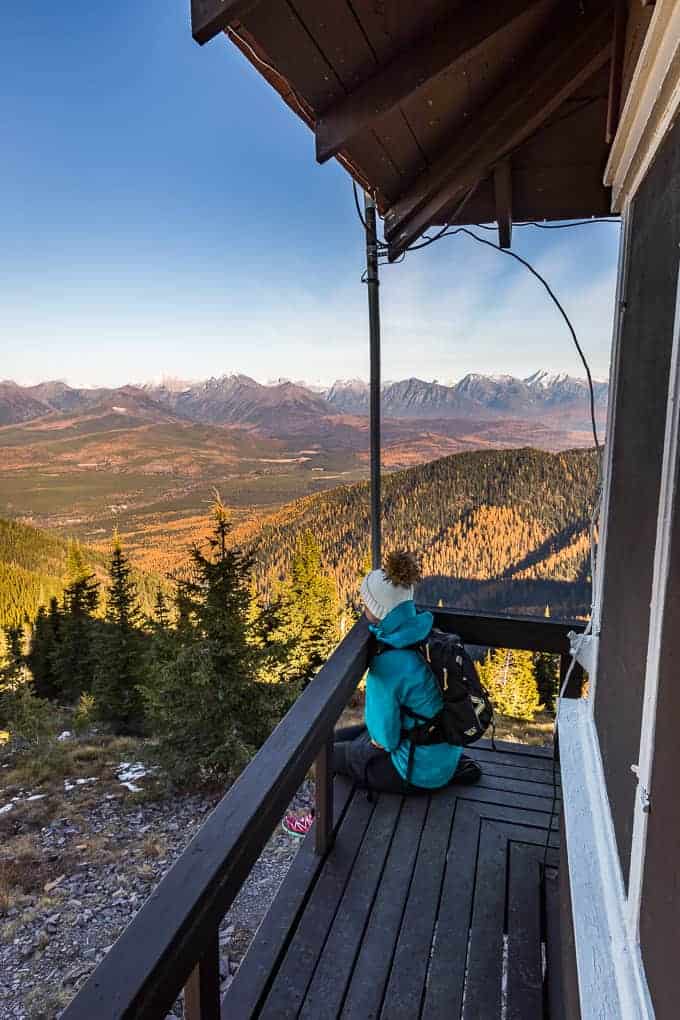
[369,599,433,648]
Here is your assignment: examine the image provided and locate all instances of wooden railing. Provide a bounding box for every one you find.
[61,608,583,1020]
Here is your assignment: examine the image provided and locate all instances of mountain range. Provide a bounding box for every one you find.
[0,371,607,432]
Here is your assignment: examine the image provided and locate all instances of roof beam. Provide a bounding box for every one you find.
[191,0,261,45]
[385,4,613,259]
[494,161,513,249]
[315,0,546,164]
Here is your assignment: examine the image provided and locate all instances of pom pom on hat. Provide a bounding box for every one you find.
[360,550,422,620]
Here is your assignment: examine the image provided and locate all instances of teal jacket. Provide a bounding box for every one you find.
[365,601,462,788]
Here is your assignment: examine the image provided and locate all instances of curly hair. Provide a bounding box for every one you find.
[383,549,422,587]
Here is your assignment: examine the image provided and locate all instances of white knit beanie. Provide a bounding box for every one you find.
[360,568,414,621]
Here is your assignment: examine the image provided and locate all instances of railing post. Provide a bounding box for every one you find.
[560,654,585,698]
[184,931,221,1020]
[315,737,334,856]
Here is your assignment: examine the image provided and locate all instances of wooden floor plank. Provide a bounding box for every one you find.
[341,796,429,1020]
[379,791,457,1019]
[474,738,554,759]
[468,747,555,772]
[421,800,481,1020]
[258,792,375,1019]
[472,760,561,789]
[453,784,556,815]
[462,822,508,1020]
[475,772,561,801]
[476,819,560,879]
[221,778,355,1019]
[298,794,403,1020]
[507,844,544,1020]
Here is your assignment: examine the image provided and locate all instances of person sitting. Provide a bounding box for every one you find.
[332,550,481,795]
[283,550,480,837]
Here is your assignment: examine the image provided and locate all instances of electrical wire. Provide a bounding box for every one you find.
[473,219,618,230]
[399,225,602,451]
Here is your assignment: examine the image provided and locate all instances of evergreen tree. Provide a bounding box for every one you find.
[92,535,146,731]
[532,606,558,712]
[142,504,272,783]
[479,647,543,721]
[152,587,170,629]
[533,652,559,713]
[27,597,62,700]
[53,545,100,701]
[0,625,24,688]
[258,530,339,706]
[0,625,25,728]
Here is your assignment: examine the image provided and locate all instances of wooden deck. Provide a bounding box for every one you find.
[223,740,562,1020]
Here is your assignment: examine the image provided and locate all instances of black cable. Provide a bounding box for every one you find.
[527,219,618,229]
[352,180,368,232]
[401,226,601,452]
[473,218,618,230]
[352,181,388,249]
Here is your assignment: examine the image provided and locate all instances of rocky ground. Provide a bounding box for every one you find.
[0,735,312,1020]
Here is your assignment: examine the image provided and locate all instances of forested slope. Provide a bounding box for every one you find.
[0,517,158,629]
[246,448,598,619]
[0,519,71,628]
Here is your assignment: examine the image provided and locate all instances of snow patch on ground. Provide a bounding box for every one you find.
[64,778,97,792]
[116,762,151,793]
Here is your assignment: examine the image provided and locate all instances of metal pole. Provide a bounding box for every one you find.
[364,191,381,569]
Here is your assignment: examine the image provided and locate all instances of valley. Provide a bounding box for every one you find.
[0,371,604,575]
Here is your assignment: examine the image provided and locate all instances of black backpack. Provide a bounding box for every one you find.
[396,629,494,748]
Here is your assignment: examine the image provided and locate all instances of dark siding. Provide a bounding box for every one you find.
[639,411,680,1018]
[594,117,680,885]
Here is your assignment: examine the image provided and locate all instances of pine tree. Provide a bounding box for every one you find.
[479,647,543,721]
[258,530,339,706]
[0,625,24,688]
[27,597,62,700]
[92,535,146,732]
[534,652,559,713]
[141,503,273,783]
[53,544,100,701]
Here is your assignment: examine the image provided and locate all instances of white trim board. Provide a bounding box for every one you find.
[605,0,680,210]
[558,699,654,1019]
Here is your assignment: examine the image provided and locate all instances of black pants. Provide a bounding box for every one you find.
[332,724,422,795]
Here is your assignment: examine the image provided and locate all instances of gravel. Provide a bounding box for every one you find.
[0,779,314,1019]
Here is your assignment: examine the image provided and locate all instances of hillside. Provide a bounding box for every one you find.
[0,518,158,630]
[243,447,598,619]
[0,518,71,629]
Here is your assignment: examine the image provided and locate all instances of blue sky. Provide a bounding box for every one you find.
[1,0,620,388]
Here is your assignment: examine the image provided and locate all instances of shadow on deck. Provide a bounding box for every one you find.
[226,740,562,1020]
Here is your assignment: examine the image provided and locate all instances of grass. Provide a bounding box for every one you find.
[492,710,554,746]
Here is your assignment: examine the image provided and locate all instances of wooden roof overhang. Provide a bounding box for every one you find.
[192,0,628,260]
